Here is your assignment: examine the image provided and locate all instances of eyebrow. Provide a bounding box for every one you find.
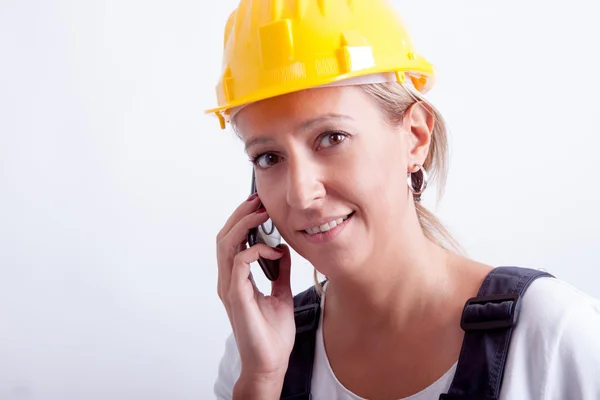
[244,113,354,152]
[296,113,354,131]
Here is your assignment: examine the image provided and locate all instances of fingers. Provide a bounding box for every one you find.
[217,194,261,243]
[222,208,270,254]
[271,244,293,302]
[217,208,270,295]
[230,244,285,304]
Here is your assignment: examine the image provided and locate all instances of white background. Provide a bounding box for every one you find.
[1,0,599,399]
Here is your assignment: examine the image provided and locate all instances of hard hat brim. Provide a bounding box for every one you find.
[204,65,435,118]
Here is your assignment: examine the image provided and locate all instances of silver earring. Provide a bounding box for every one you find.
[407,165,429,202]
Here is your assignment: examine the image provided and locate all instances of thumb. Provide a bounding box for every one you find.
[271,243,292,301]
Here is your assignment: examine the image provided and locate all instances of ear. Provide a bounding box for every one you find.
[404,101,434,172]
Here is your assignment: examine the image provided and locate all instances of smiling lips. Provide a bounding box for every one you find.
[304,214,352,235]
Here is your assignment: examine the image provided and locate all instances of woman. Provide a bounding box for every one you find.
[207,1,600,399]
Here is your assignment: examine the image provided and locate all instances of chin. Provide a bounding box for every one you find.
[285,212,368,277]
[308,249,367,280]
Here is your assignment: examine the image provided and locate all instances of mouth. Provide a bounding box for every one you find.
[303,212,355,235]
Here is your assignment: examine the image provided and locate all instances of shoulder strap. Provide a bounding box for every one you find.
[440,266,554,400]
[280,284,322,400]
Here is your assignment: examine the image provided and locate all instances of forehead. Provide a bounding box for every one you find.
[233,85,379,138]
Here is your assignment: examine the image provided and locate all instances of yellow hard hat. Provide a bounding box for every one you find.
[205,0,435,129]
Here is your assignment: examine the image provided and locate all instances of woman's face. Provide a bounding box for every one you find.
[235,85,430,277]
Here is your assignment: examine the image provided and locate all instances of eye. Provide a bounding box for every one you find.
[318,131,348,149]
[254,153,281,169]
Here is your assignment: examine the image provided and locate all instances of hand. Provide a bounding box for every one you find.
[216,194,296,383]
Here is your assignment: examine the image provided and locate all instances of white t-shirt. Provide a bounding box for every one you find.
[213,276,600,399]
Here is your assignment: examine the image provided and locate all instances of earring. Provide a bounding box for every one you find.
[407,164,429,202]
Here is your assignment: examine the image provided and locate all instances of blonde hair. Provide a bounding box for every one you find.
[313,80,463,292]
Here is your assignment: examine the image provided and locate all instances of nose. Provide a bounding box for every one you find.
[286,158,325,210]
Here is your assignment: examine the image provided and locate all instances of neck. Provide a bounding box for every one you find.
[324,209,456,332]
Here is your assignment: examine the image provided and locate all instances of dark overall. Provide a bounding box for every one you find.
[280,266,554,400]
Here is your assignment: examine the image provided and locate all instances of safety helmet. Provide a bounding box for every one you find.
[205,0,435,129]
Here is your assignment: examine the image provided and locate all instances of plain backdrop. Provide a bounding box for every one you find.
[1,0,599,399]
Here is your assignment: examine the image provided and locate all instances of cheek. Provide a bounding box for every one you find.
[350,132,407,195]
[258,178,289,231]
[344,136,409,230]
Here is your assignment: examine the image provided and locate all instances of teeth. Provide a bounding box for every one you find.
[305,214,351,235]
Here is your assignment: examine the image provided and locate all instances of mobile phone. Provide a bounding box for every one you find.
[247,169,281,281]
